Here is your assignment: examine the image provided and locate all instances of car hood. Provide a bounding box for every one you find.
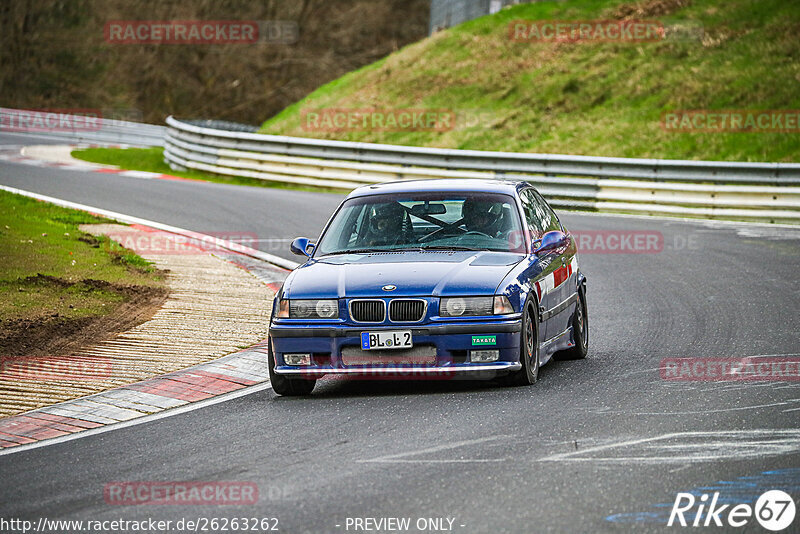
[283,251,524,299]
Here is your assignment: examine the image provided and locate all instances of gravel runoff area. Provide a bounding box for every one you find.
[0,223,276,417]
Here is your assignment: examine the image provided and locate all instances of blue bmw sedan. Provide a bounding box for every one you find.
[268,179,587,395]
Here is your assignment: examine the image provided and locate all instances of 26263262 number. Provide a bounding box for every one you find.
[195,517,279,531]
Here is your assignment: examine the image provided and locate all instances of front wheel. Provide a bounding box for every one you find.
[499,303,539,387]
[268,339,316,396]
[555,286,588,360]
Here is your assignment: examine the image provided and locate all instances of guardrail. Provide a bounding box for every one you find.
[0,107,164,147]
[164,116,800,223]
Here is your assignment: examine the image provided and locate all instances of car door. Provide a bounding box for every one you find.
[519,188,560,340]
[530,189,578,341]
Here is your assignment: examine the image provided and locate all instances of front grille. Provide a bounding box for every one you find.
[389,299,426,322]
[341,345,436,366]
[350,300,385,322]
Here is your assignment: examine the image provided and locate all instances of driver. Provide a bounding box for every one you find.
[364,202,407,246]
[462,199,505,237]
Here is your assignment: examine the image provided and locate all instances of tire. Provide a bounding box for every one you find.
[268,340,316,396]
[555,286,588,360]
[499,302,539,387]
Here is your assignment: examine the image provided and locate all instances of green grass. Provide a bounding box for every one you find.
[260,0,800,162]
[0,190,164,325]
[71,147,344,194]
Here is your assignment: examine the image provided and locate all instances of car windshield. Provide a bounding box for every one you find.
[315,192,526,256]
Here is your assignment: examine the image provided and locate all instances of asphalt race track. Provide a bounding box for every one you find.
[1,132,799,532]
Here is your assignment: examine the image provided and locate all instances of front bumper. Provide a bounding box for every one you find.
[269,318,522,378]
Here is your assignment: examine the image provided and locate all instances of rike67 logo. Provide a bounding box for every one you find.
[668,490,796,531]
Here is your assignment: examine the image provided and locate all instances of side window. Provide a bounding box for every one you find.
[520,189,546,240]
[530,190,562,233]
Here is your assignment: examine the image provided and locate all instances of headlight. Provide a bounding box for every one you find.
[280,299,339,319]
[314,300,338,318]
[440,296,493,317]
[440,296,514,317]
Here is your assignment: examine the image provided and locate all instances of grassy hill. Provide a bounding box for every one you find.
[260,0,800,162]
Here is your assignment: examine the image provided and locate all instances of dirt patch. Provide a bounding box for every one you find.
[612,0,692,19]
[0,276,168,358]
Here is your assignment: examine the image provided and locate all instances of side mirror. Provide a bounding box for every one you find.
[290,237,316,258]
[534,230,569,255]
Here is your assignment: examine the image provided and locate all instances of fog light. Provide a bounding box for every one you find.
[470,350,499,363]
[284,353,311,366]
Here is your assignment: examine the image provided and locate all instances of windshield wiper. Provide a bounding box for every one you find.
[415,245,479,251]
[323,248,396,256]
[323,245,480,256]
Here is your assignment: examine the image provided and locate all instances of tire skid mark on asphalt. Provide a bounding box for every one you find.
[358,435,513,464]
[588,400,800,416]
[356,429,800,466]
[539,430,800,464]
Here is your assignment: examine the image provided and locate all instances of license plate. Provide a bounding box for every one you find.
[361,331,413,350]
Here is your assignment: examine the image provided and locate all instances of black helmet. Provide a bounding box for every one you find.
[462,199,504,236]
[366,202,405,240]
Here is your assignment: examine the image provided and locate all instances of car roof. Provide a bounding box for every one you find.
[347,178,528,198]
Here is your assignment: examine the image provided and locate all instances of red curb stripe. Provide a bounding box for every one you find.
[28,428,70,440]
[0,423,42,435]
[10,415,86,434]
[92,168,123,174]
[0,421,42,433]
[168,370,251,389]
[187,381,245,394]
[0,420,72,439]
[129,223,159,232]
[126,381,213,402]
[194,370,258,387]
[24,412,103,429]
[155,174,201,182]
[138,375,226,395]
[159,377,243,396]
[0,431,37,445]
[125,378,200,394]
[159,376,230,391]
